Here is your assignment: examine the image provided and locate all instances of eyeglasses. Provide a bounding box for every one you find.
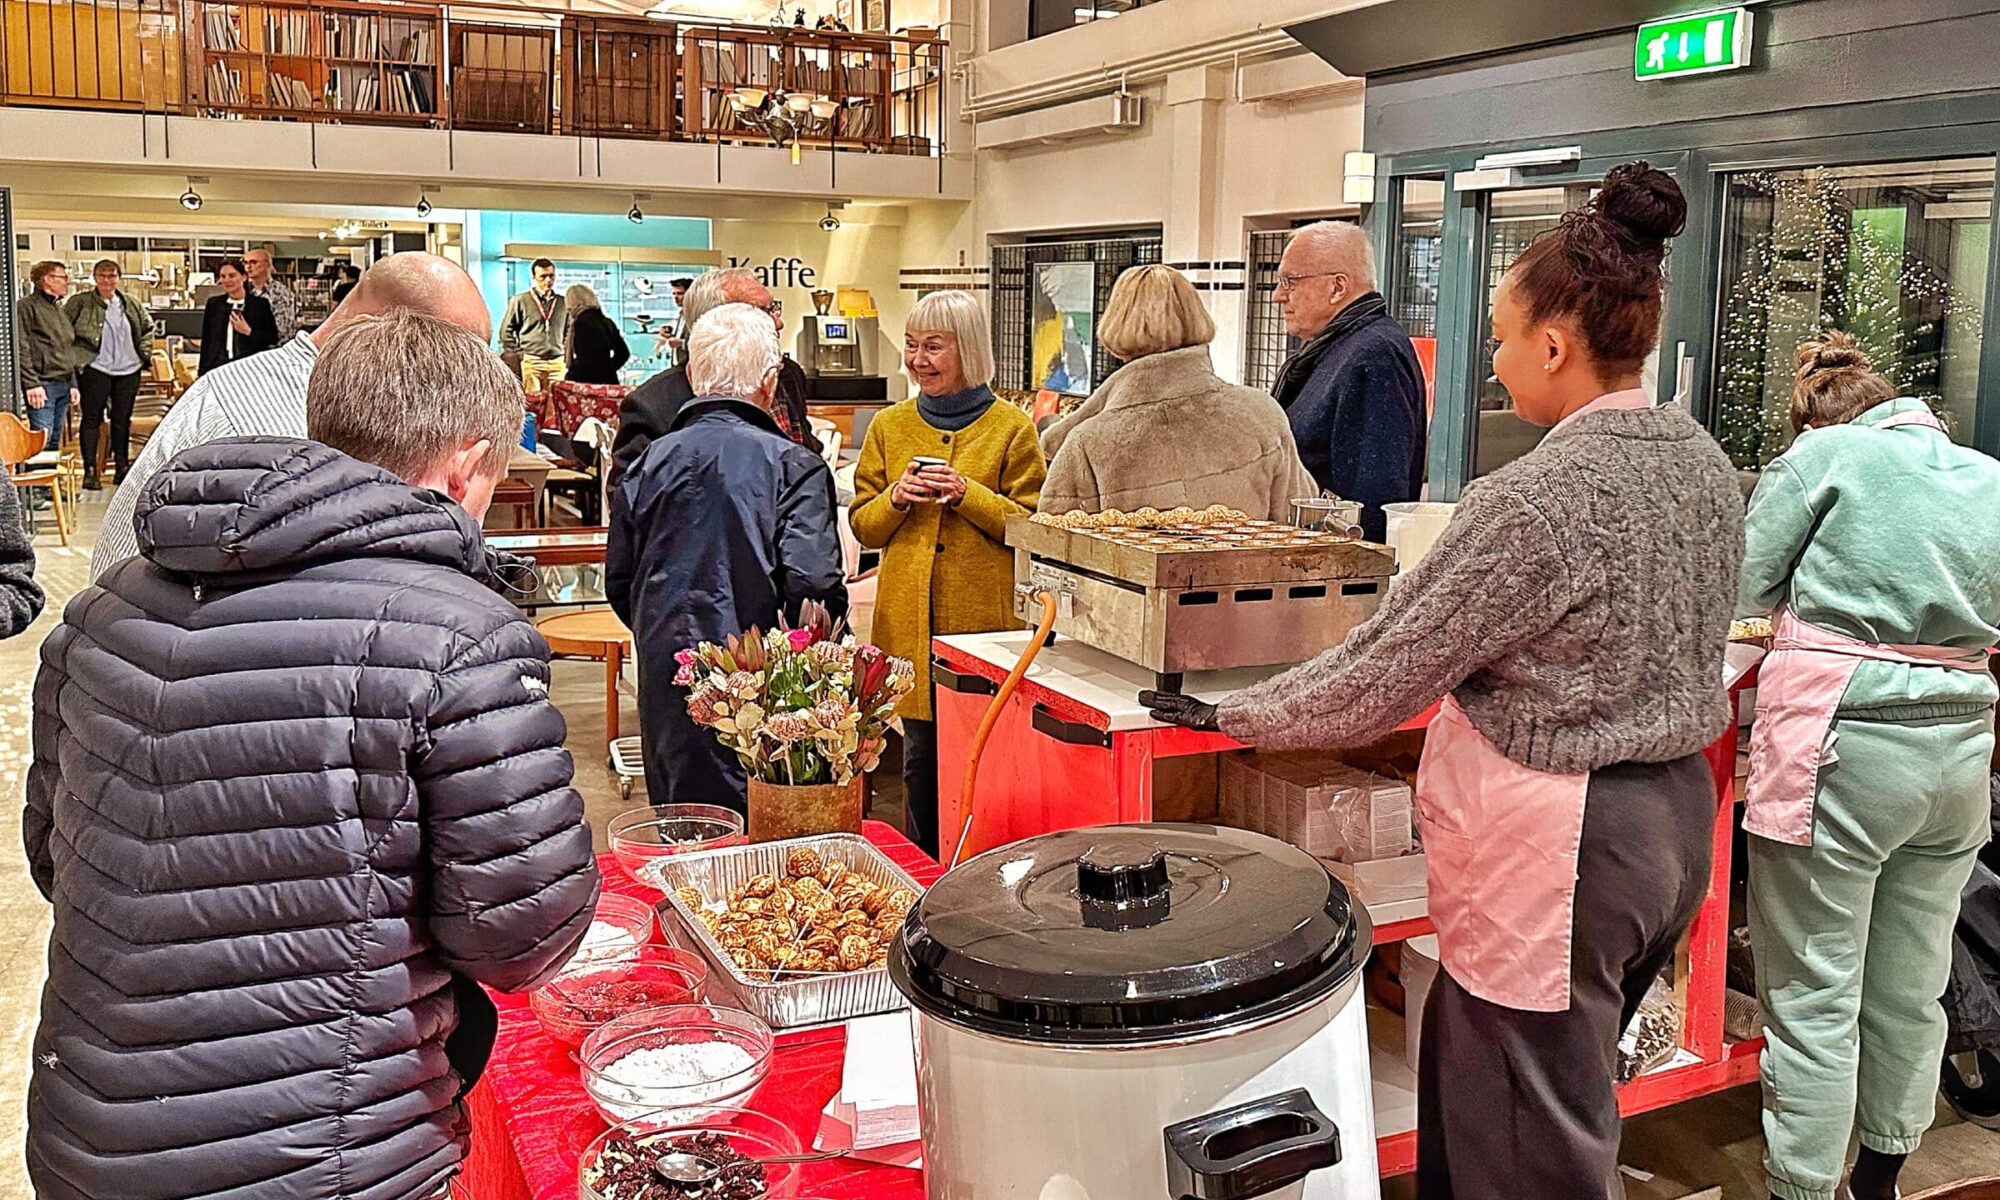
[1274,271,1342,294]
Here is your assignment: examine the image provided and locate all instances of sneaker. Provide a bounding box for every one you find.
[31,497,50,512]
[82,477,102,491]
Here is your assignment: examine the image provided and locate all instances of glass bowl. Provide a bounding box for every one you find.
[609,804,747,885]
[568,893,658,968]
[578,1004,775,1128]
[531,947,710,1049]
[578,1107,803,1199]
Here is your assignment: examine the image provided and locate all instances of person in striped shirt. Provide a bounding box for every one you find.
[91,253,494,580]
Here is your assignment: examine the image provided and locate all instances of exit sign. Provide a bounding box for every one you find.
[1635,7,1751,80]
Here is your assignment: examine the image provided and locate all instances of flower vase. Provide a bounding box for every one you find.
[747,776,864,842]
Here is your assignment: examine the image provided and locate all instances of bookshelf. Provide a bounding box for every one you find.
[450,21,552,134]
[562,17,674,140]
[190,0,441,125]
[681,25,784,145]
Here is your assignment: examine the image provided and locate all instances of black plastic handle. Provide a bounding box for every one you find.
[932,659,998,696]
[1164,1088,1341,1200]
[1031,704,1111,748]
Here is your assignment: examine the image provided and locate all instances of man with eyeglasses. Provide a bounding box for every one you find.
[16,261,80,457]
[1270,221,1427,542]
[611,267,817,487]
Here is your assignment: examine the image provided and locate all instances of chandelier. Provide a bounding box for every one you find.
[728,85,842,147]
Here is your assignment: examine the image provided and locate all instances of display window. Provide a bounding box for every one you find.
[1712,156,1995,472]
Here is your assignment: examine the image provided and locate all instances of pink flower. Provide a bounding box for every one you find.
[787,627,814,653]
[675,648,697,666]
[673,662,696,687]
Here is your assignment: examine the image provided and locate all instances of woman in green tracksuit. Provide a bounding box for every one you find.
[1739,333,2000,1200]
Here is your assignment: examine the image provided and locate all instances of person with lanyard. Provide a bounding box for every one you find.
[501,257,567,394]
[1144,162,1744,1198]
[1737,334,2000,1200]
[850,290,1045,857]
[65,259,155,489]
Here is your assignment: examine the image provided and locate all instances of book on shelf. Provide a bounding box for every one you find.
[322,13,379,59]
[203,7,243,51]
[269,70,316,108]
[205,61,245,106]
[328,64,380,111]
[262,9,311,54]
[390,25,435,65]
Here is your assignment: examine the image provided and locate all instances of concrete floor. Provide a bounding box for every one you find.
[1,491,1995,1198]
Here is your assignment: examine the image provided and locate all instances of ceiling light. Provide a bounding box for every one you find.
[628,200,645,224]
[179,179,204,211]
[785,92,814,114]
[820,207,841,233]
[416,193,433,218]
[809,98,839,120]
[730,85,768,109]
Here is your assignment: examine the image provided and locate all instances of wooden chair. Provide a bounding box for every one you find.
[488,478,537,530]
[534,609,635,746]
[0,412,68,546]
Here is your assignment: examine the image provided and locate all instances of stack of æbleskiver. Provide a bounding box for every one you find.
[679,847,919,982]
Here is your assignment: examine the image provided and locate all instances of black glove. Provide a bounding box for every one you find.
[1139,689,1220,731]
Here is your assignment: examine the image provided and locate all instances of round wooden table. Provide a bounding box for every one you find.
[533,610,634,743]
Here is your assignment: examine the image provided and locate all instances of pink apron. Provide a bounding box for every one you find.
[1742,407,1991,846]
[1409,388,1651,1014]
[1416,697,1588,1012]
[1744,607,1989,845]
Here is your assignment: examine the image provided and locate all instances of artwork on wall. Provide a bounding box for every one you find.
[1032,260,1095,397]
[863,0,888,32]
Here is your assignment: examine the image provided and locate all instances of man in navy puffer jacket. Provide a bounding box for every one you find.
[24,311,601,1200]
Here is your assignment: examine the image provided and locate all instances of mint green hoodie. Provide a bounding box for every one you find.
[1739,398,2000,717]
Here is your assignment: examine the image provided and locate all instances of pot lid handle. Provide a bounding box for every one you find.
[1076,846,1170,904]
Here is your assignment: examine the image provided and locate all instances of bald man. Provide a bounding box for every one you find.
[1271,221,1427,541]
[92,253,495,577]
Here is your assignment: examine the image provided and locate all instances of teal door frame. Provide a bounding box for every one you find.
[1369,90,2000,499]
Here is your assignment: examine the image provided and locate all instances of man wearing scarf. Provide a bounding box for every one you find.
[1270,221,1427,542]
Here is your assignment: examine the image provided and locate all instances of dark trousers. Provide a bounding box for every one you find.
[902,715,939,859]
[78,367,140,482]
[1416,753,1716,1200]
[642,679,746,815]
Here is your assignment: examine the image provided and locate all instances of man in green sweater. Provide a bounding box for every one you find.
[499,257,565,394]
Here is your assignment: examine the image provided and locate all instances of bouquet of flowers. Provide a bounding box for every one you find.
[678,601,915,787]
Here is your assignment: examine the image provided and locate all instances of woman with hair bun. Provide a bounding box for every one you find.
[1143,162,1744,1195]
[1739,334,2000,1200]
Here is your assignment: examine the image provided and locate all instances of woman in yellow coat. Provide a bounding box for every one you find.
[851,290,1045,856]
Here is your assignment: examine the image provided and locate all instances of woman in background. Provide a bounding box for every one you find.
[850,291,1044,858]
[1739,334,2000,1200]
[196,259,278,376]
[563,284,631,385]
[1039,264,1312,520]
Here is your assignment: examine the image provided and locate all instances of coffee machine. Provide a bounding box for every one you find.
[796,288,880,377]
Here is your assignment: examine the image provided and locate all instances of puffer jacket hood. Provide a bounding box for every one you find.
[26,435,600,1200]
[136,436,490,581]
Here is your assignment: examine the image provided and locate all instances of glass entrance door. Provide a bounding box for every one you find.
[1711,156,1995,473]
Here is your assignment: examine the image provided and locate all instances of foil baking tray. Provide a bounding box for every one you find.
[641,833,922,1030]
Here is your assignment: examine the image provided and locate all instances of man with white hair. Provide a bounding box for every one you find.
[610,267,815,487]
[607,302,848,811]
[1271,220,1427,541]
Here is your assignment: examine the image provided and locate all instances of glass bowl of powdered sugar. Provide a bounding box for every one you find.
[568,893,659,968]
[579,1004,776,1127]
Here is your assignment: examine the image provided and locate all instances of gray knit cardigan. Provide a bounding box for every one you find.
[1218,403,1745,774]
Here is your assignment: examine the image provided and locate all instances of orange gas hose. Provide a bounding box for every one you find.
[948,590,1059,869]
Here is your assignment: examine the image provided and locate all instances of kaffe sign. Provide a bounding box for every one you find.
[1634,7,1751,80]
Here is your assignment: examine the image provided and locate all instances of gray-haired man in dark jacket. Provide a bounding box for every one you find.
[25,311,600,1200]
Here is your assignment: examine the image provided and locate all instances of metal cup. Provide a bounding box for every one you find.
[1291,496,1363,537]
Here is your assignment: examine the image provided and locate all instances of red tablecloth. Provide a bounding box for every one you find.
[463,821,938,1200]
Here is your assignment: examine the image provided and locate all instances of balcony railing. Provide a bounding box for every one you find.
[0,0,946,155]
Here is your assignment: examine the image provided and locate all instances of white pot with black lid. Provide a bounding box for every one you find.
[889,823,1381,1200]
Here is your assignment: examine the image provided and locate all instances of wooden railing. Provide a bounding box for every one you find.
[0,0,946,154]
